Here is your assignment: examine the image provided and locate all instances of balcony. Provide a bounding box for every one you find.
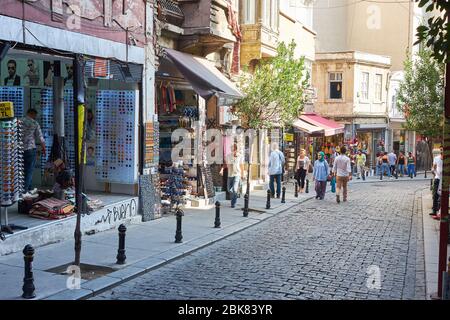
[240,23,279,67]
[177,0,238,56]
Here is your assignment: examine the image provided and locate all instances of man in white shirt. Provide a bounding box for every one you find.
[268,142,285,198]
[332,146,352,204]
[226,143,245,208]
[430,147,443,216]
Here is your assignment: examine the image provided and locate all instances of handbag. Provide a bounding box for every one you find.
[327,174,332,182]
[308,163,313,173]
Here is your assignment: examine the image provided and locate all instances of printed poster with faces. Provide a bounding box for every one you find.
[1,56,43,87]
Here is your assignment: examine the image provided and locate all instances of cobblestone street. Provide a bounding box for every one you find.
[92,180,427,300]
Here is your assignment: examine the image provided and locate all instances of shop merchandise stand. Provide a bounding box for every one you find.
[0,108,27,239]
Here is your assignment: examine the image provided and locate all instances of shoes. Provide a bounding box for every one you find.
[343,198,347,202]
[315,195,319,199]
[276,195,280,199]
[336,195,340,203]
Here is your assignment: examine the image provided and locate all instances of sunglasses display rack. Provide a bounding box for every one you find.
[0,117,27,236]
[95,90,138,184]
[0,86,24,117]
[160,165,187,214]
[40,89,75,177]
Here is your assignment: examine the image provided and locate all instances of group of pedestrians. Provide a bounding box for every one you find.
[310,146,352,203]
[376,150,416,179]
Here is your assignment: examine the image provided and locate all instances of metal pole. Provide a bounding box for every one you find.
[22,244,35,299]
[294,182,298,197]
[214,201,221,228]
[116,224,127,264]
[266,189,271,209]
[281,186,286,203]
[175,207,183,243]
[438,61,450,298]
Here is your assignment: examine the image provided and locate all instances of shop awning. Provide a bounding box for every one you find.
[299,113,345,136]
[162,48,244,104]
[292,118,324,136]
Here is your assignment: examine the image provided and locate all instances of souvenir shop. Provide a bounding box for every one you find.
[0,45,143,246]
[156,48,243,211]
[291,113,345,164]
[355,124,387,169]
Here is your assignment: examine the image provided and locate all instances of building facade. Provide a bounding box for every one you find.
[312,51,391,168]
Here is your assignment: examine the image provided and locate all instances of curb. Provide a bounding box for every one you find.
[44,194,315,300]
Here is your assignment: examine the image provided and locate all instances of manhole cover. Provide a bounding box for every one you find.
[45,263,117,281]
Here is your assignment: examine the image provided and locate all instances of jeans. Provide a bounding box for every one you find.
[398,164,406,176]
[357,164,365,180]
[269,174,282,197]
[24,148,37,191]
[407,164,415,177]
[380,163,390,178]
[432,178,440,214]
[296,168,307,189]
[227,176,240,207]
[376,164,381,176]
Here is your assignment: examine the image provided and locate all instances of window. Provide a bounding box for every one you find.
[361,72,369,101]
[329,72,343,99]
[262,0,278,30]
[375,74,382,101]
[271,0,279,30]
[244,0,256,24]
[263,0,271,26]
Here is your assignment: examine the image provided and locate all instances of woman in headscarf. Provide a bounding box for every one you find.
[313,151,329,200]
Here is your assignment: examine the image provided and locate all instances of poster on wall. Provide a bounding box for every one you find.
[1,56,44,87]
[1,55,73,88]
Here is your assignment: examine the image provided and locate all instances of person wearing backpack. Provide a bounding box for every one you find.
[268,142,285,198]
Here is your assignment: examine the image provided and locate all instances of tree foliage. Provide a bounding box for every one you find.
[397,48,444,137]
[415,0,450,63]
[234,41,309,129]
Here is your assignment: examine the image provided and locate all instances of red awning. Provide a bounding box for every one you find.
[299,113,345,137]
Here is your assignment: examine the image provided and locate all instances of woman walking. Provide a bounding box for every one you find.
[295,149,311,193]
[313,151,329,200]
[407,151,416,178]
[397,151,406,177]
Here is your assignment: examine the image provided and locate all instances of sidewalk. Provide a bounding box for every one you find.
[421,188,450,299]
[0,184,314,300]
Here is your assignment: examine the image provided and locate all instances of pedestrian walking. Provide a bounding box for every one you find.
[397,151,406,177]
[380,152,391,179]
[407,152,416,178]
[356,150,366,180]
[388,150,397,178]
[226,143,244,208]
[312,151,329,200]
[295,149,311,193]
[332,146,352,203]
[430,147,443,217]
[375,152,382,176]
[268,143,285,198]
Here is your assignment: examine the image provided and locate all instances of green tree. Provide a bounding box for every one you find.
[396,48,444,138]
[415,0,450,63]
[232,41,309,215]
[234,40,309,129]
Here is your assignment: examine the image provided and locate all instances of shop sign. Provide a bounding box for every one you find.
[0,102,14,119]
[284,133,294,142]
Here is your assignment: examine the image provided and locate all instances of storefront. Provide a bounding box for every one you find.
[355,123,387,169]
[292,113,345,164]
[0,45,144,254]
[156,48,243,210]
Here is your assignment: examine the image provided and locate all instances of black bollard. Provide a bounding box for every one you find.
[175,208,183,243]
[116,224,127,265]
[425,170,427,178]
[22,244,36,299]
[266,189,271,209]
[294,182,298,198]
[243,194,249,217]
[305,179,309,193]
[281,186,286,203]
[214,201,221,228]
